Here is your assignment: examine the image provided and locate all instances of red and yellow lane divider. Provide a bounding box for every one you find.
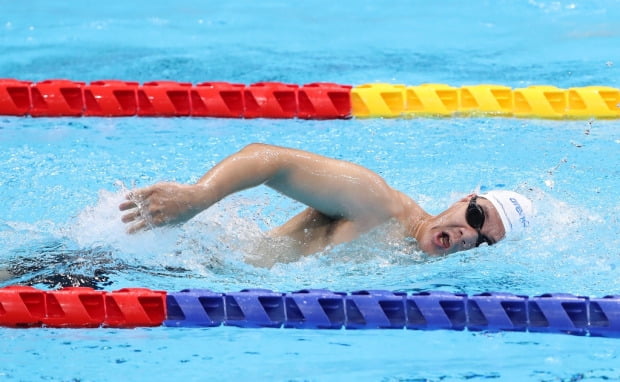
[0,79,618,119]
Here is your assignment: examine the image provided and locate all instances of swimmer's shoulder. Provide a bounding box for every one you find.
[390,190,430,225]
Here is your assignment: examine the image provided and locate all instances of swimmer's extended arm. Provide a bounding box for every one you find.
[119,143,408,233]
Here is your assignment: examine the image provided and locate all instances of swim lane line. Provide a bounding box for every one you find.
[1,286,619,337]
[1,79,619,119]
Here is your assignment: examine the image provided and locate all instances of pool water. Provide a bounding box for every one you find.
[1,0,620,381]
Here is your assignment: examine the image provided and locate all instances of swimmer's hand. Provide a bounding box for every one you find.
[119,182,209,234]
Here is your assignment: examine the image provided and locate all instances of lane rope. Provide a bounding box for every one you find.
[1,79,619,119]
[1,286,619,337]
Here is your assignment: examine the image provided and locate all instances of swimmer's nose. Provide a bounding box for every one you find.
[459,228,479,249]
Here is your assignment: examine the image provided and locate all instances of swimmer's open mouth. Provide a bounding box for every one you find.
[435,231,450,249]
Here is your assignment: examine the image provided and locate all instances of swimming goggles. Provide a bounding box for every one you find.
[466,196,493,247]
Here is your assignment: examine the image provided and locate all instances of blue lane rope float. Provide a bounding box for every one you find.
[1,286,620,337]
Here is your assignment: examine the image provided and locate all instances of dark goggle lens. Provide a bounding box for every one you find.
[466,198,485,230]
[467,197,492,247]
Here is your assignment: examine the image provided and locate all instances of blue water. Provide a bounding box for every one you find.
[1,0,620,381]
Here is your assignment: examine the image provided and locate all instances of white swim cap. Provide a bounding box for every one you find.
[481,190,533,239]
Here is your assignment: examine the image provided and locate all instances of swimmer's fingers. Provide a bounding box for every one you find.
[126,219,148,234]
[130,187,155,200]
[121,209,141,223]
[120,187,156,205]
[126,212,171,234]
[119,200,137,211]
[120,207,150,234]
[119,183,188,234]
[119,186,158,212]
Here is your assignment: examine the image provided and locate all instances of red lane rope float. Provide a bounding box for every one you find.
[0,79,32,116]
[30,79,86,117]
[192,82,245,118]
[84,80,140,117]
[0,79,352,119]
[0,286,166,328]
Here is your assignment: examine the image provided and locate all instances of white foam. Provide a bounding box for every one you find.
[64,187,272,273]
[67,188,177,255]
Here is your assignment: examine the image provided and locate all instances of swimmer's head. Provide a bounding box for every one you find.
[415,190,534,256]
[480,190,533,240]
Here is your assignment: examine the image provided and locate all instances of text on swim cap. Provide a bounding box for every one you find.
[509,197,529,228]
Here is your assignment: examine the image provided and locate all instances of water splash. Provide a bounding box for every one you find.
[2,183,618,295]
[67,187,181,258]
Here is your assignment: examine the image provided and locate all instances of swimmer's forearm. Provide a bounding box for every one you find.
[193,143,283,204]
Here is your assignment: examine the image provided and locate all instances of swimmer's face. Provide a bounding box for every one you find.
[418,194,506,255]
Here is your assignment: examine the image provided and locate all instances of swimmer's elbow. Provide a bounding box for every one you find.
[236,143,289,182]
[239,143,289,172]
[239,142,275,155]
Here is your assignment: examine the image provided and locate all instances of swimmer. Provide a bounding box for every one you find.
[119,143,533,256]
